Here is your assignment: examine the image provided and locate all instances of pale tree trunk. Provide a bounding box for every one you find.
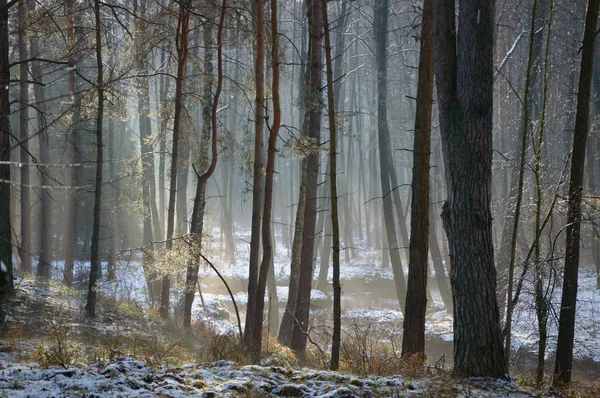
[402,0,434,360]
[64,0,81,287]
[553,0,599,387]
[29,24,52,278]
[86,0,104,319]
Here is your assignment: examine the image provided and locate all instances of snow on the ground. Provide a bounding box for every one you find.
[0,355,535,397]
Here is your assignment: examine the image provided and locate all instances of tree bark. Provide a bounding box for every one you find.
[433,0,507,377]
[402,0,434,360]
[553,0,599,387]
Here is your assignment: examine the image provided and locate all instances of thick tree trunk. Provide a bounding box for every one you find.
[401,0,434,360]
[553,0,599,387]
[85,0,104,319]
[433,0,507,377]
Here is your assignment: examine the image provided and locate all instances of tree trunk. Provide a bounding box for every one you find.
[401,0,434,360]
[18,0,31,275]
[433,0,507,378]
[0,0,13,294]
[64,0,81,287]
[29,25,52,278]
[290,0,323,356]
[321,0,341,370]
[85,0,104,319]
[374,0,406,310]
[553,0,599,387]
[161,0,191,319]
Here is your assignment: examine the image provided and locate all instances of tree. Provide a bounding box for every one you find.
[402,0,434,360]
[18,0,31,275]
[0,0,13,294]
[433,0,507,377]
[321,0,340,370]
[85,0,105,319]
[161,0,191,319]
[374,0,406,310]
[553,0,599,387]
[290,0,323,356]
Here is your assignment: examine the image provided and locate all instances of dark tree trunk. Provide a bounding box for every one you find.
[18,0,32,275]
[290,0,323,356]
[321,0,340,370]
[553,0,599,387]
[244,0,266,360]
[374,0,406,310]
[0,0,13,294]
[433,0,507,377]
[161,0,191,319]
[85,0,104,319]
[183,16,220,329]
[401,0,434,360]
[246,0,282,362]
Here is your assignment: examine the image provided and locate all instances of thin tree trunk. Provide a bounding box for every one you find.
[290,0,323,356]
[29,26,52,278]
[0,0,13,294]
[322,0,340,370]
[553,0,599,387]
[64,0,80,287]
[374,0,406,310]
[85,0,104,319]
[401,0,434,359]
[161,0,191,319]
[244,0,266,359]
[18,0,32,275]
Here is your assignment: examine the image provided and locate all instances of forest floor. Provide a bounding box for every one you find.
[0,276,599,397]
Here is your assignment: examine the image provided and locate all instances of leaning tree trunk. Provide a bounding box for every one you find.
[433,0,507,377]
[553,0,599,387]
[401,0,434,360]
